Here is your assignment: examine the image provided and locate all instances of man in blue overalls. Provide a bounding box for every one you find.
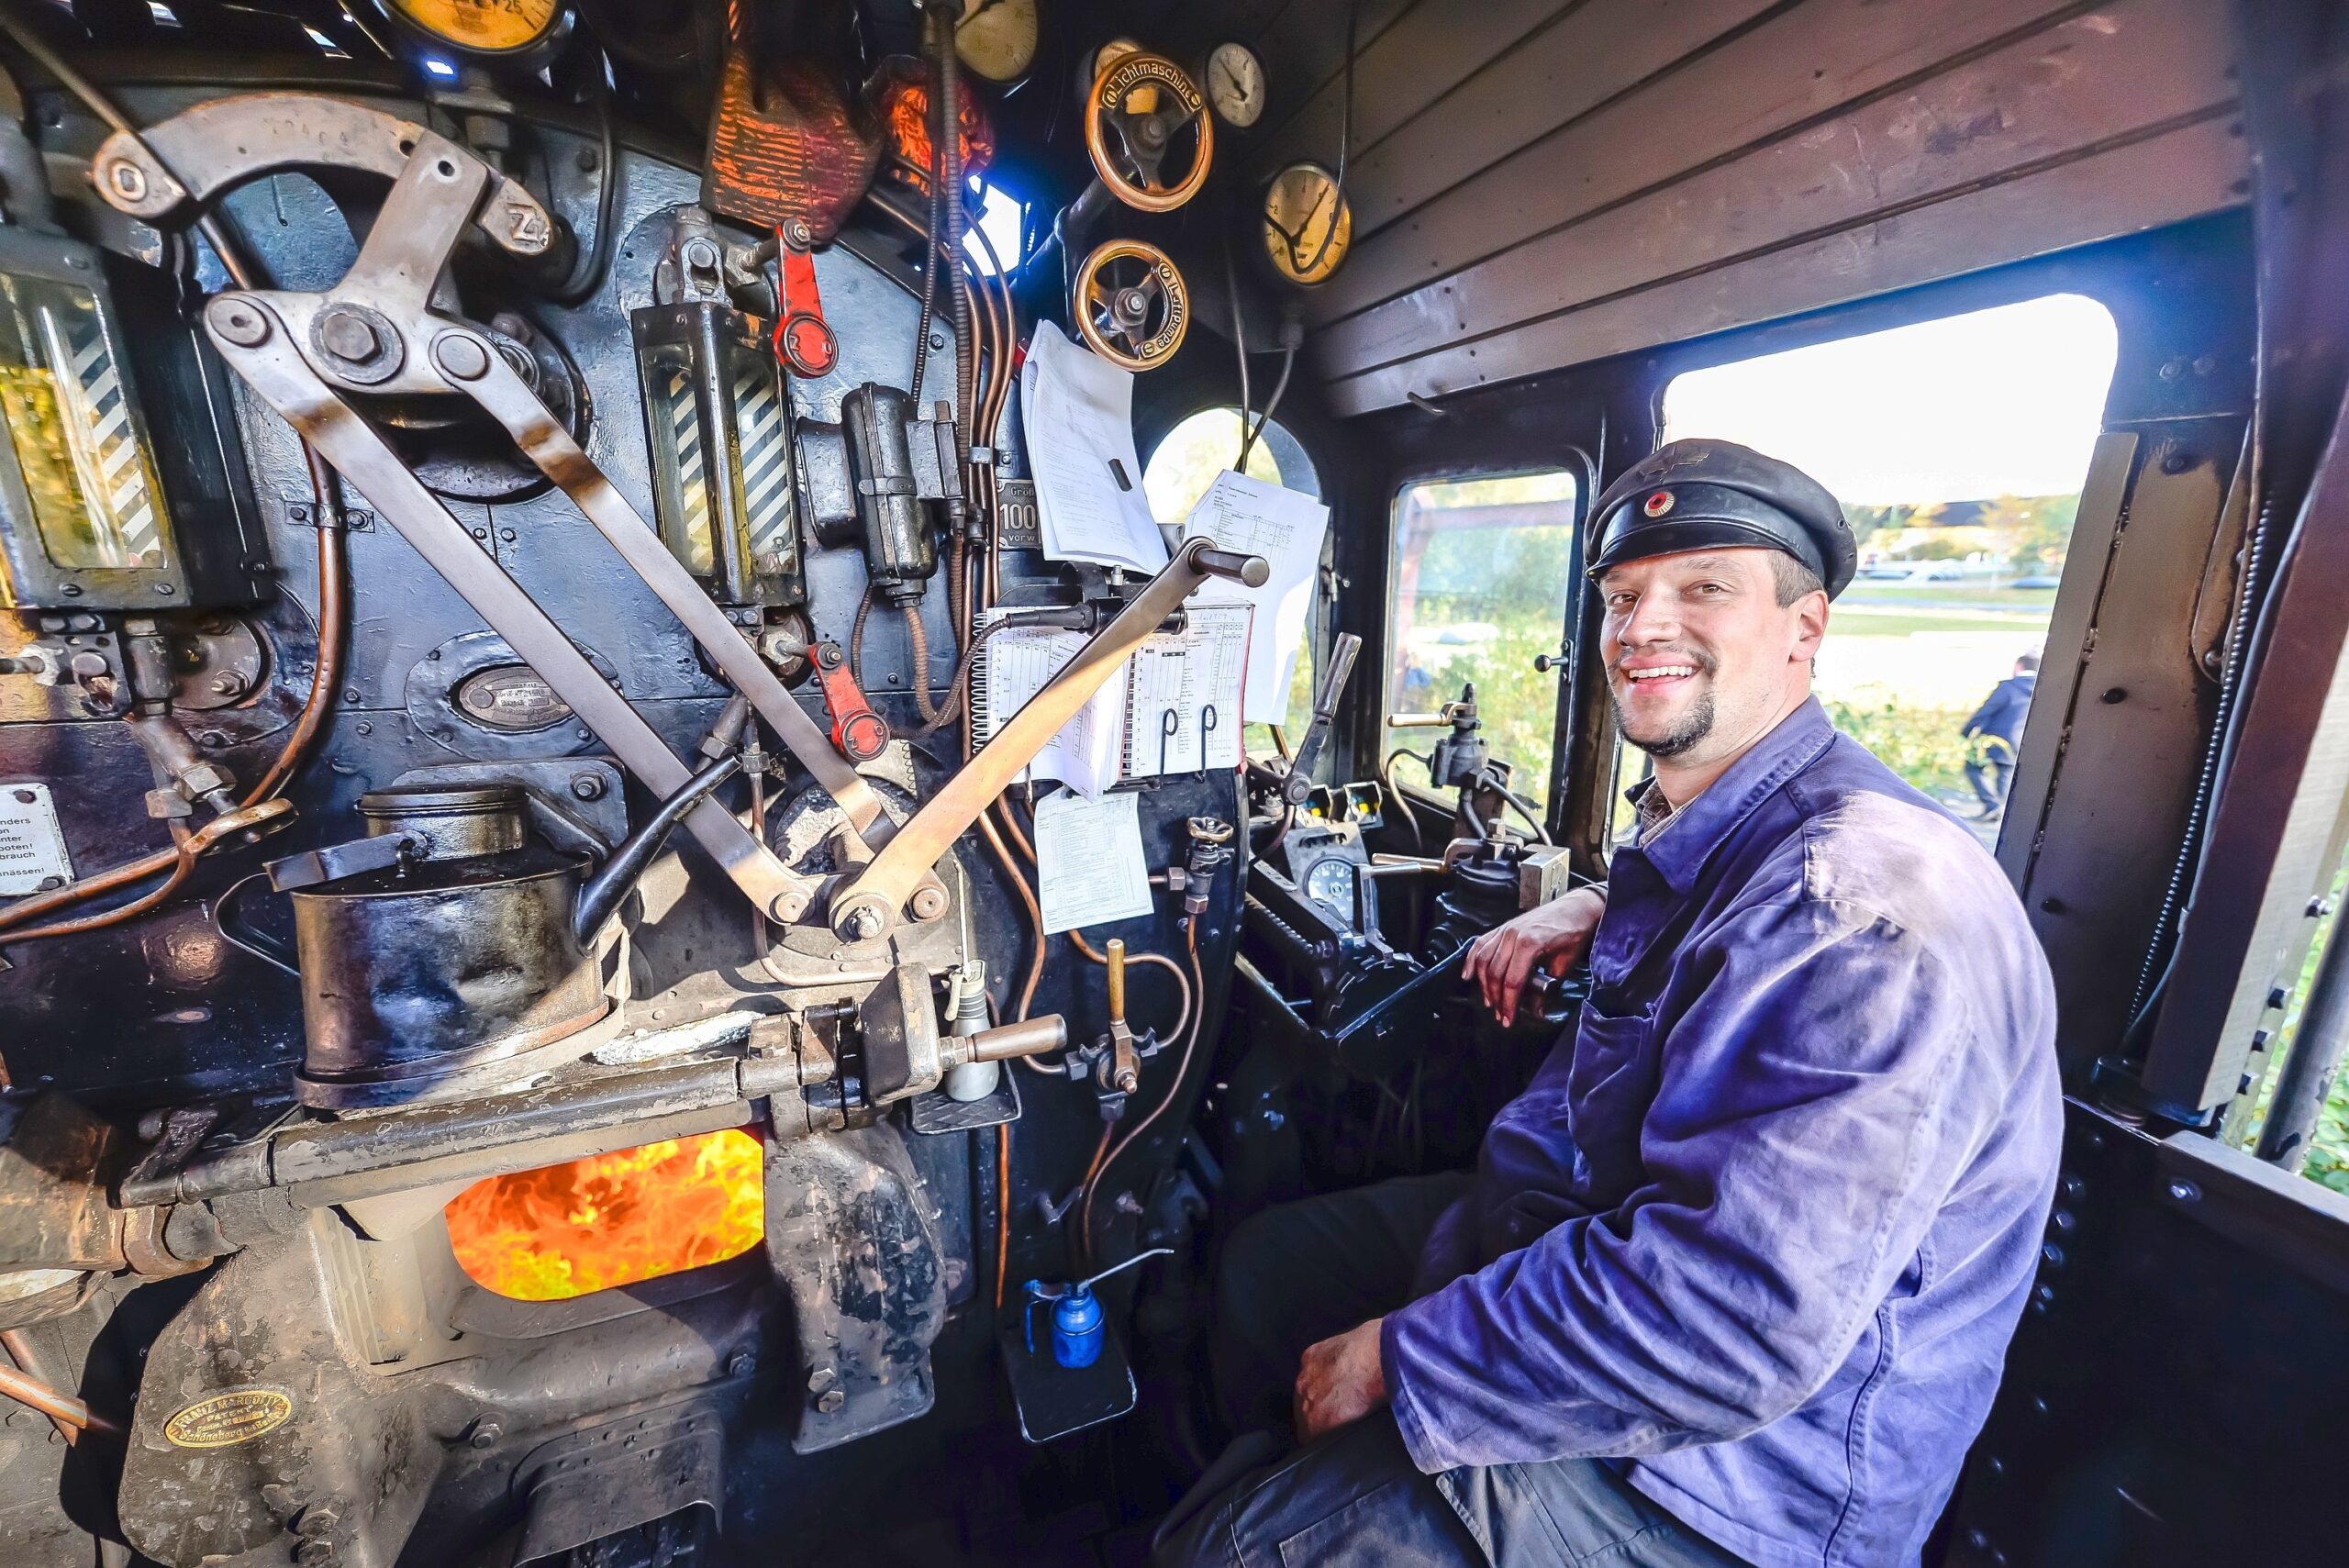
[1158,439,2062,1568]
[1961,653,2041,818]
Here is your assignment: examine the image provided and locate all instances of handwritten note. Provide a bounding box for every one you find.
[1181,471,1330,723]
[1033,788,1154,934]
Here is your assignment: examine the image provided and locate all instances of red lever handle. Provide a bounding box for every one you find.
[812,639,889,763]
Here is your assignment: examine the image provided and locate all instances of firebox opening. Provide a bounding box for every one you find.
[445,1129,766,1302]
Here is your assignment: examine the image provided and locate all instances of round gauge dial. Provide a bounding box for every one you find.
[1303,855,1357,914]
[1207,41,1266,128]
[1090,37,1145,87]
[388,0,563,54]
[1263,161,1352,286]
[957,0,1040,83]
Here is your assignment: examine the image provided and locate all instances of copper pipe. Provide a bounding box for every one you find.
[976,805,1044,1021]
[0,1330,118,1441]
[994,1122,1011,1312]
[1080,917,1208,1266]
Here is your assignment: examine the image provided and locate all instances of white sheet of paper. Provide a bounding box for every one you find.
[1019,326,1167,575]
[1033,788,1154,934]
[976,618,1128,797]
[1180,471,1330,723]
[1124,605,1250,777]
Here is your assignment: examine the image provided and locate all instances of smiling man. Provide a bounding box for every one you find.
[1157,440,2062,1568]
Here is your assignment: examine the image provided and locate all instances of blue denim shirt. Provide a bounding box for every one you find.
[1382,699,2062,1568]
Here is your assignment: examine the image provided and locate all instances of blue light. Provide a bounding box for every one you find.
[421,56,457,80]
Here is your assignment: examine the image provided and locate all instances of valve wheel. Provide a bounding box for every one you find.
[1073,240,1189,371]
[1084,52,1213,213]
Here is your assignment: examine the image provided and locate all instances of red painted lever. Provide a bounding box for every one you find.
[812,639,889,763]
[774,221,840,378]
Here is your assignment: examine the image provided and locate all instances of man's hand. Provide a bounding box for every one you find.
[1294,1317,1387,1443]
[1463,885,1606,1025]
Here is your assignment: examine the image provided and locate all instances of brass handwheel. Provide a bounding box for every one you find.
[1085,52,1213,213]
[1073,240,1190,371]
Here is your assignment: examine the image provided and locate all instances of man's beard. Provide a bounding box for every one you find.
[1611,688,1716,759]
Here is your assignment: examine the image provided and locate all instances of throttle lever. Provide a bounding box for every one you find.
[1275,632,1362,807]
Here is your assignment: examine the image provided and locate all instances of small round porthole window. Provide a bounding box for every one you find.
[1141,407,1319,526]
[452,664,573,732]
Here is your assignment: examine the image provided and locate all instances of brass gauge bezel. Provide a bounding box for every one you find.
[381,0,571,61]
[1261,159,1353,287]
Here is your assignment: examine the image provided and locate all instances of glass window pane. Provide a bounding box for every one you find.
[1141,408,1325,742]
[1660,293,2118,840]
[1387,471,1580,810]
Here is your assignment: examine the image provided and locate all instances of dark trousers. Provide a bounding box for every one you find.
[1154,1176,1752,1568]
[1965,756,2013,813]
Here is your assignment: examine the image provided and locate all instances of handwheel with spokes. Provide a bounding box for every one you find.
[1084,52,1213,213]
[1073,240,1190,371]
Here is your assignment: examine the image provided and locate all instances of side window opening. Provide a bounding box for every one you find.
[1141,407,1325,750]
[1648,291,2119,845]
[1386,471,1581,812]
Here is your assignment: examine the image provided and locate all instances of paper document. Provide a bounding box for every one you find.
[1122,604,1250,777]
[1181,471,1330,724]
[1019,326,1168,574]
[1033,788,1154,934]
[972,616,1129,797]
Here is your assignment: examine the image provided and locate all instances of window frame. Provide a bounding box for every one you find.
[1379,461,1594,832]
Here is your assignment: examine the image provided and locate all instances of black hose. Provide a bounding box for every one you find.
[546,50,619,309]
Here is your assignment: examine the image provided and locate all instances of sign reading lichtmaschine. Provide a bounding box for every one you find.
[0,783,73,895]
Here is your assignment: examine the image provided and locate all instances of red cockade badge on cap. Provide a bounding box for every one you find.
[1643,489,1675,517]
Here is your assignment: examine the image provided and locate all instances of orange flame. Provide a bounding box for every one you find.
[444,1129,765,1302]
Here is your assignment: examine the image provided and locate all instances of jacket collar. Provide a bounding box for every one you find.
[1621,697,1836,898]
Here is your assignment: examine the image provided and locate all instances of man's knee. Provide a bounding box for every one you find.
[1152,1417,1481,1568]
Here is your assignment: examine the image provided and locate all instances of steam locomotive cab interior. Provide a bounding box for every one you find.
[0,2,2344,1564]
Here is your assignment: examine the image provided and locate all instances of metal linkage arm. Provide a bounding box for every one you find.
[204,294,818,922]
[826,539,1269,941]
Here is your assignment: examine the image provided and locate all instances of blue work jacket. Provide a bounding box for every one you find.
[1383,698,2062,1568]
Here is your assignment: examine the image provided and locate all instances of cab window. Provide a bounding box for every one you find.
[1630,292,2120,843]
[1386,471,1581,811]
[1142,407,1326,746]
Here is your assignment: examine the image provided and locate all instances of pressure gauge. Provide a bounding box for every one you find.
[1303,855,1357,915]
[1206,41,1266,128]
[384,0,565,56]
[1262,161,1352,286]
[957,0,1040,83]
[1087,37,1145,90]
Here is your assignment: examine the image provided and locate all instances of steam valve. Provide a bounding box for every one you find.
[1062,939,1163,1119]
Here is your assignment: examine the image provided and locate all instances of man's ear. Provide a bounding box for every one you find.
[1791,591,1829,664]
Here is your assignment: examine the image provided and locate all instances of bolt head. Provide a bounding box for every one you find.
[838,903,884,942]
[815,1389,845,1415]
[433,333,492,382]
[569,773,607,801]
[909,886,949,921]
[209,672,249,697]
[104,160,147,201]
[206,298,271,348]
[468,1420,502,1449]
[317,308,381,362]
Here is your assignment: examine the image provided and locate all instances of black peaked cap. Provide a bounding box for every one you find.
[1585,439,1856,599]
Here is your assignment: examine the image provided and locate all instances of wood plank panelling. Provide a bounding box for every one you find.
[1253,0,1578,183]
[1313,0,1780,282]
[1324,109,2245,415]
[1313,0,2089,324]
[1320,0,2235,379]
